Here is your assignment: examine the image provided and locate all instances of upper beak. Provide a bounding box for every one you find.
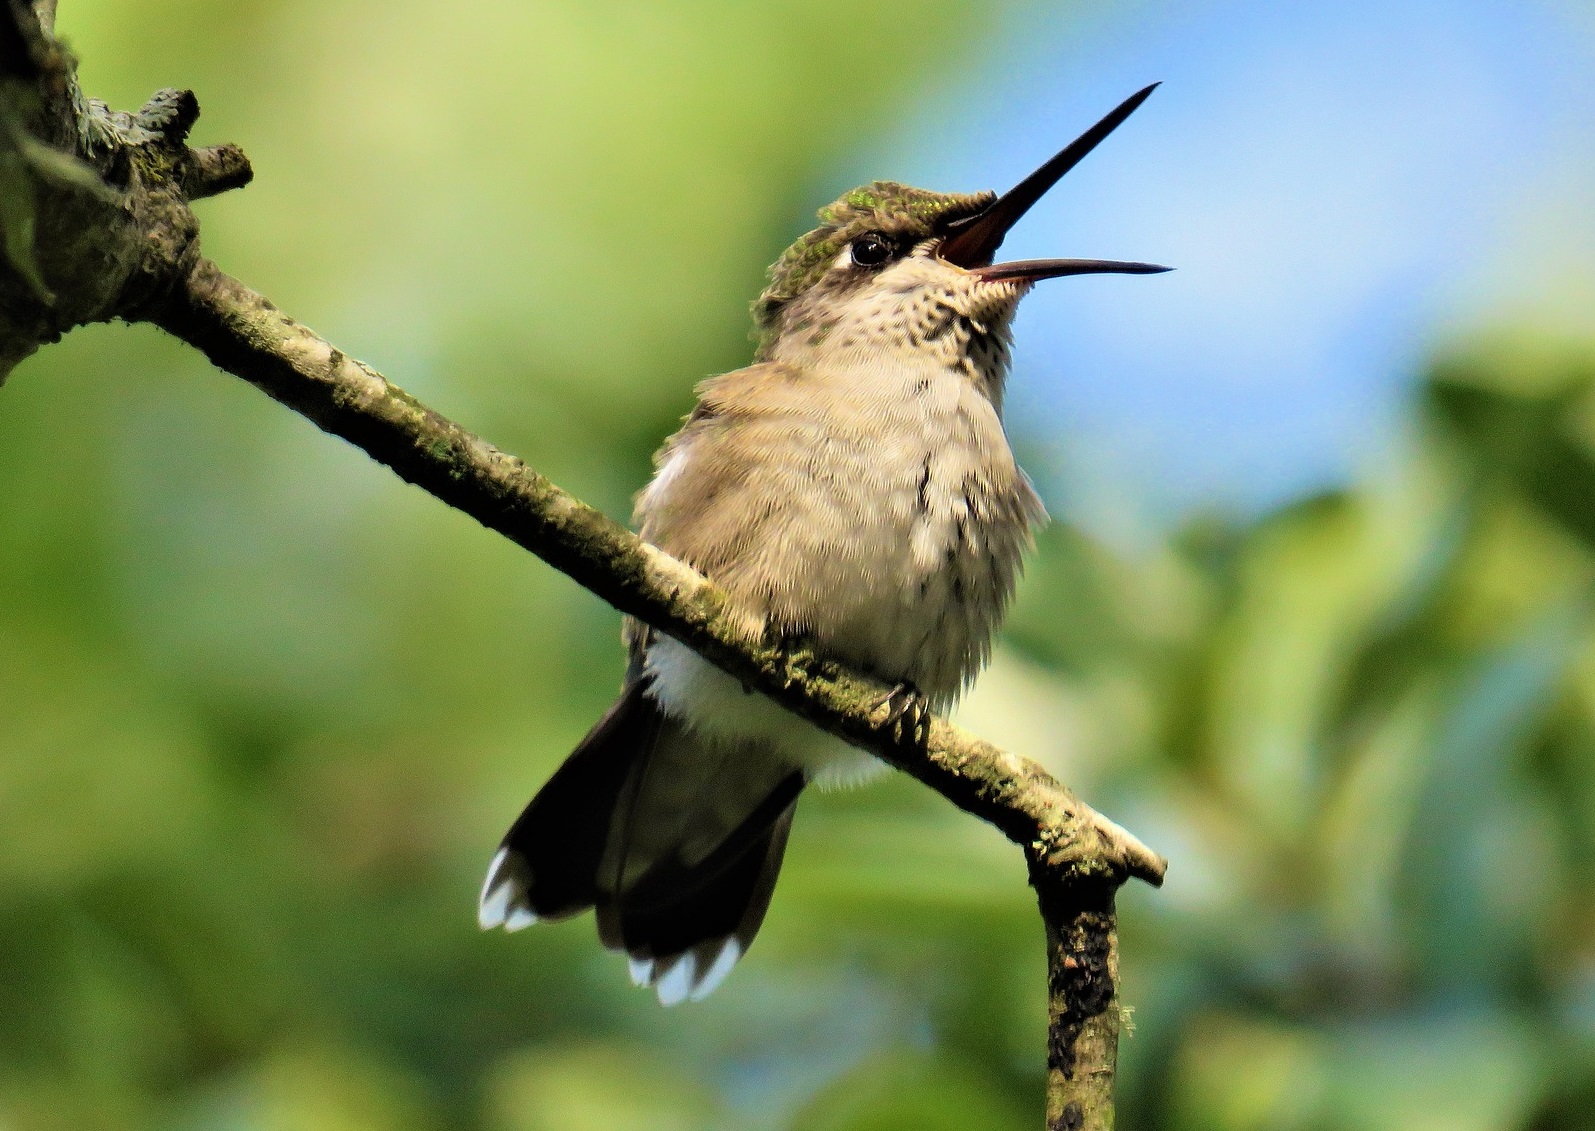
[938,83,1172,282]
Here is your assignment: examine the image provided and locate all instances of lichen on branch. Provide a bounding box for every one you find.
[0,1,251,380]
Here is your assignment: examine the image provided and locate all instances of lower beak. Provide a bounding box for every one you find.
[972,258,1172,283]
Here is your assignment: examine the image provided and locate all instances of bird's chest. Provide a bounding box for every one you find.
[768,364,1041,698]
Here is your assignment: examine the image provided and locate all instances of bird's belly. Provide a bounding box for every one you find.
[642,636,884,790]
[802,500,1014,704]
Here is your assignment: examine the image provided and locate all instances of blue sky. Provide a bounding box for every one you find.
[851,0,1595,537]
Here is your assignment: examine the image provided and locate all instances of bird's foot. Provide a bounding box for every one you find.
[870,681,931,753]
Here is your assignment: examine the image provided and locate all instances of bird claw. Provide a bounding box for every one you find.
[871,681,931,752]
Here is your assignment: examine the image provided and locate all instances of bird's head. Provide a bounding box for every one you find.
[752,84,1169,388]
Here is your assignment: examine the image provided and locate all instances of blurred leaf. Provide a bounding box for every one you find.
[1322,1011,1544,1131]
[789,1052,1028,1131]
[1396,602,1581,992]
[1526,1063,1595,1131]
[0,627,209,891]
[1427,341,1595,554]
[173,1046,434,1131]
[486,1043,719,1131]
[1167,1011,1329,1131]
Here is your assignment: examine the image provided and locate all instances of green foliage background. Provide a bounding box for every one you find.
[2,2,1594,1129]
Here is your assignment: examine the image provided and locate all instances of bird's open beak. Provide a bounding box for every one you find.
[938,83,1172,283]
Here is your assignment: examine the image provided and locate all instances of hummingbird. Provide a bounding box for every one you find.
[479,85,1168,1004]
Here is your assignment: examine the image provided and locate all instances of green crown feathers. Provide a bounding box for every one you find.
[752,181,994,340]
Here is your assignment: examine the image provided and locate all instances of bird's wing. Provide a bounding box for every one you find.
[631,360,881,640]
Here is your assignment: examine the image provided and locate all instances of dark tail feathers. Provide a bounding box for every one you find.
[479,680,803,1004]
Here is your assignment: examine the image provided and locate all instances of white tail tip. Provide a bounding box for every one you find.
[625,938,744,1005]
[478,847,538,931]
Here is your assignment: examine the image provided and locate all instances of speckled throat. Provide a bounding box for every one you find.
[760,251,1028,411]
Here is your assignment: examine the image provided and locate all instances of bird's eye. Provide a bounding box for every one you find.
[849,233,892,268]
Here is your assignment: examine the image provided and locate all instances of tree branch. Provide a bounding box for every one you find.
[0,8,1165,1126]
[151,255,1167,889]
